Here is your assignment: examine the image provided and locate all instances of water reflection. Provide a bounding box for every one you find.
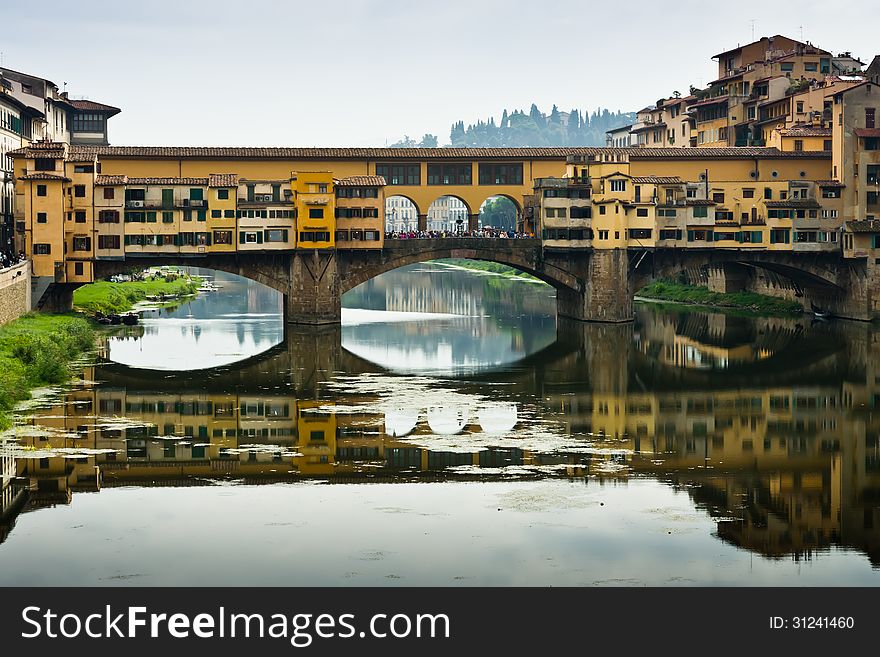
[2,308,879,577]
[2,262,880,585]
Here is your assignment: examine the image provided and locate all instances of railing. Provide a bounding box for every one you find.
[734,139,765,147]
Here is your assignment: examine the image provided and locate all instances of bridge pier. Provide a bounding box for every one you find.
[468,214,480,232]
[557,249,633,323]
[34,283,77,313]
[285,251,341,325]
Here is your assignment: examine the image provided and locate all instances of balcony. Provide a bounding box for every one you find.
[734,139,765,147]
[125,200,167,210]
[176,199,206,208]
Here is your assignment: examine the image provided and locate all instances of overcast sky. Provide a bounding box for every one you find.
[2,0,876,147]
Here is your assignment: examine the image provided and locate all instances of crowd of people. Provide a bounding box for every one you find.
[385,229,534,240]
[0,250,26,270]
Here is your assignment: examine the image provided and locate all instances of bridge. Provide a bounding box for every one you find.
[82,237,876,323]
[12,143,880,321]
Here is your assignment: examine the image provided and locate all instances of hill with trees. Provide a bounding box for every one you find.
[389,104,636,148]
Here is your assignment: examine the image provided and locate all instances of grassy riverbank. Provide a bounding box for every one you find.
[0,313,95,430]
[636,281,803,316]
[432,258,541,281]
[73,272,201,314]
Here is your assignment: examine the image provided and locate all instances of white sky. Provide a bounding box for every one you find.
[2,0,876,147]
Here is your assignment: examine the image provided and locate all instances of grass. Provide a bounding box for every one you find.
[432,258,541,281]
[73,273,201,314]
[636,280,803,316]
[0,313,95,430]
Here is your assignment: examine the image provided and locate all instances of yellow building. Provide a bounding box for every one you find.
[334,175,386,249]
[292,172,335,250]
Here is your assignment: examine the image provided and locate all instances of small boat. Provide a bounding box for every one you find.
[811,302,833,319]
[122,313,139,326]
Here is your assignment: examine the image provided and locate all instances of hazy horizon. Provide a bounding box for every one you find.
[2,0,877,147]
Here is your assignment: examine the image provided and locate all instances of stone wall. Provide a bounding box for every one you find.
[0,261,31,325]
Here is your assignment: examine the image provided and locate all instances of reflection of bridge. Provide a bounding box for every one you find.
[5,309,880,564]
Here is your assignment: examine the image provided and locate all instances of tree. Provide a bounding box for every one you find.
[390,135,417,147]
[529,103,545,129]
[418,134,438,148]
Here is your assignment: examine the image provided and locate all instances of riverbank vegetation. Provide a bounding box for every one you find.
[0,313,95,430]
[433,259,542,281]
[636,281,803,316]
[73,271,201,315]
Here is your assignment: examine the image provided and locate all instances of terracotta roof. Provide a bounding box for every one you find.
[18,172,70,181]
[847,219,880,233]
[687,96,730,109]
[125,177,209,186]
[765,199,821,208]
[209,173,239,187]
[782,126,832,137]
[631,122,667,132]
[68,146,641,160]
[95,175,127,186]
[854,128,880,138]
[28,140,65,150]
[68,99,121,116]
[8,144,828,163]
[816,180,845,187]
[686,199,716,206]
[631,176,683,184]
[334,175,387,186]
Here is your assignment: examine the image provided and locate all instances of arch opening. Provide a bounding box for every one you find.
[426,195,470,234]
[384,195,420,234]
[478,195,519,232]
[84,265,286,371]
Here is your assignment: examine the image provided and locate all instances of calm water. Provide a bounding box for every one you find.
[1,262,879,586]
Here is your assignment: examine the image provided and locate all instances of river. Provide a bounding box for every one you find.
[1,263,879,586]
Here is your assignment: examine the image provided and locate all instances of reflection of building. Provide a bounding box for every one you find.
[5,308,880,566]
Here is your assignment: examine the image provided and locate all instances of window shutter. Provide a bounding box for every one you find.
[124,235,130,246]
[687,230,694,242]
[282,229,288,242]
[206,233,212,246]
[239,231,246,244]
[257,231,263,244]
[706,231,713,242]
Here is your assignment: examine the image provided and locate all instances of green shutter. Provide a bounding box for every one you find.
[282,229,288,242]
[147,212,156,222]
[257,231,263,244]
[752,231,762,243]
[706,231,713,242]
[239,231,246,244]
[197,210,206,221]
[124,235,130,246]
[205,233,212,246]
[687,230,694,242]
[736,231,743,243]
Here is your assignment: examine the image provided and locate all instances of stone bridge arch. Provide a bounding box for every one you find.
[629,248,869,318]
[337,238,580,294]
